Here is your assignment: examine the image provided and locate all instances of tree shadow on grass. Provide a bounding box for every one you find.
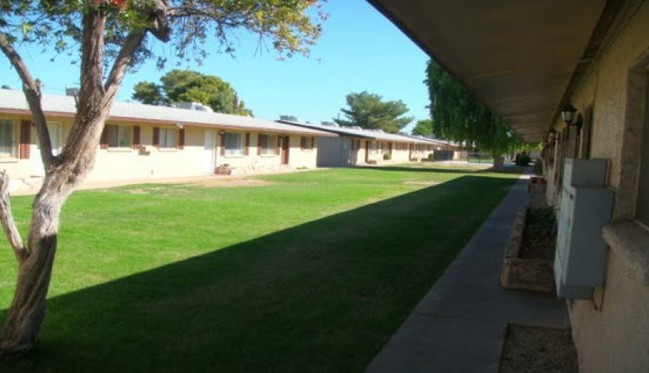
[0,175,517,373]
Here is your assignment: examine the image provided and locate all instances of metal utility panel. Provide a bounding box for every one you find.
[563,158,608,187]
[555,159,613,299]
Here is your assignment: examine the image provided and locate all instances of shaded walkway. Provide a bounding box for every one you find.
[366,173,568,373]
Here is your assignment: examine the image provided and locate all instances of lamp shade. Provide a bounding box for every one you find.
[561,104,578,124]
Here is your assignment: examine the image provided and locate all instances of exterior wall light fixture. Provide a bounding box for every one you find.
[561,104,582,126]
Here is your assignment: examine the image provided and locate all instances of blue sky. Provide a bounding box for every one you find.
[0,1,431,132]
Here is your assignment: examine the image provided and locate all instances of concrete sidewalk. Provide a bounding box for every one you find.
[366,173,568,373]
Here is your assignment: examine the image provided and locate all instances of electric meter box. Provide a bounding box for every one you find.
[554,158,613,299]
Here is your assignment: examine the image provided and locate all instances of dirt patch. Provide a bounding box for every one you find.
[403,180,440,186]
[118,178,272,195]
[189,178,272,188]
[520,207,556,261]
[500,324,578,373]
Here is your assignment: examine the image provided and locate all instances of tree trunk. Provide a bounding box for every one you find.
[493,156,505,170]
[0,178,68,359]
[0,2,168,360]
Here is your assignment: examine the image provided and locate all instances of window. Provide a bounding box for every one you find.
[106,125,131,148]
[369,141,378,154]
[159,128,178,148]
[258,134,278,155]
[225,132,244,155]
[300,136,314,150]
[0,119,13,157]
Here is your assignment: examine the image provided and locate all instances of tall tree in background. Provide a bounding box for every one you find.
[334,91,413,134]
[133,70,253,116]
[425,60,522,157]
[411,119,434,137]
[0,0,323,358]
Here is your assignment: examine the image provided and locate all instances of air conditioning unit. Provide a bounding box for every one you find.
[554,158,613,299]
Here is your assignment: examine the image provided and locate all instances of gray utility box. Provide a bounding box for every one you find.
[554,158,613,299]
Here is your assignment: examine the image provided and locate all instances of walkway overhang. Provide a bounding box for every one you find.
[367,0,607,142]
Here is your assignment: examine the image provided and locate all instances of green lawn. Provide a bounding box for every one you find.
[0,165,519,372]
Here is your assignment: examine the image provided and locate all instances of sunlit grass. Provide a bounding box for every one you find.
[0,165,519,372]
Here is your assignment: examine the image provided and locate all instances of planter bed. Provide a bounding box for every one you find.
[501,207,556,292]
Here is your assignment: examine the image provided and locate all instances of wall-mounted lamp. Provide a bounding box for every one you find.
[506,130,514,138]
[175,123,184,129]
[219,130,225,135]
[547,130,558,142]
[561,104,582,126]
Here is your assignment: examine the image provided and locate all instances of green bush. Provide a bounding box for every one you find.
[383,153,392,160]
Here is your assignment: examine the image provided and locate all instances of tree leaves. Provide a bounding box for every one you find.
[412,119,434,136]
[335,91,413,134]
[1,1,325,68]
[425,60,523,157]
[132,69,253,116]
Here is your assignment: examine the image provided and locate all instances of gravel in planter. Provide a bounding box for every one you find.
[520,207,556,261]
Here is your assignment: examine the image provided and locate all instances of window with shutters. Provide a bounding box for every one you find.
[0,119,14,157]
[300,136,314,150]
[225,132,244,155]
[159,128,178,148]
[105,124,132,148]
[258,134,277,155]
[369,141,378,154]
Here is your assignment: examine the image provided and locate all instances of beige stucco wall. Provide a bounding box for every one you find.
[0,114,320,192]
[0,114,74,189]
[545,3,649,372]
[362,140,430,165]
[92,128,319,179]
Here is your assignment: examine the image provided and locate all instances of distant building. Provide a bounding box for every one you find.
[278,119,447,167]
[0,89,334,193]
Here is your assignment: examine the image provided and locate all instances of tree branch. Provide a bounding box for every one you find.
[105,0,171,105]
[0,172,28,263]
[0,34,54,170]
[104,31,146,103]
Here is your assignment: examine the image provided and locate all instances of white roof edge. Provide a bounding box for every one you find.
[0,89,336,137]
[278,119,448,144]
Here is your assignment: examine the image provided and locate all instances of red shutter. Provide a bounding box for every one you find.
[244,133,250,155]
[276,136,281,155]
[310,137,315,149]
[220,132,226,156]
[178,128,185,149]
[19,120,31,159]
[100,126,108,149]
[257,134,262,155]
[132,126,141,149]
[152,127,160,147]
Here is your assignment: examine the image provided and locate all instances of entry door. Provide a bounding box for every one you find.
[204,130,216,174]
[48,123,60,155]
[280,137,290,165]
[34,122,61,175]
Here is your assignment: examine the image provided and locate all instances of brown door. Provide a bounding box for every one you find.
[365,141,369,163]
[281,136,290,165]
